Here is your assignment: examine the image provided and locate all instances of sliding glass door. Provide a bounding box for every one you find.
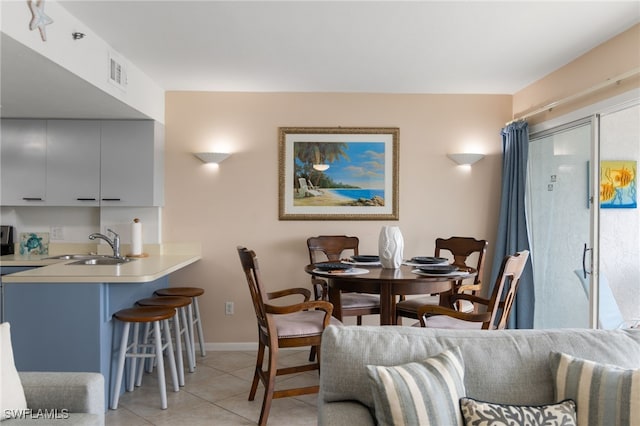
[527,118,597,328]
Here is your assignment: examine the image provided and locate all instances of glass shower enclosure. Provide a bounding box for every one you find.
[527,118,595,328]
[527,101,640,329]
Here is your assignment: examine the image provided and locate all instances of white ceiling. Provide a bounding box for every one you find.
[2,1,639,119]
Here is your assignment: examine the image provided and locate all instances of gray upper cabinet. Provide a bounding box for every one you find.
[46,120,101,206]
[0,119,164,207]
[0,119,47,205]
[100,120,164,207]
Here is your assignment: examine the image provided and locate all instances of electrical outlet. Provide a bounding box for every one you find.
[225,301,234,315]
[51,226,64,240]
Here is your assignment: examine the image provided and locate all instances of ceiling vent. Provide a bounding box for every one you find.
[107,51,127,91]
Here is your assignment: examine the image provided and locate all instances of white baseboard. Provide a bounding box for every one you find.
[201,342,312,352]
[204,342,258,351]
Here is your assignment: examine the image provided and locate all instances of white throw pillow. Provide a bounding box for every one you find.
[0,322,27,420]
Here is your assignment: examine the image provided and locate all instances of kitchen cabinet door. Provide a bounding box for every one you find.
[46,120,101,206]
[100,120,164,206]
[0,119,47,205]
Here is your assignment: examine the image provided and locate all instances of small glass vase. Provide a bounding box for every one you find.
[378,226,404,269]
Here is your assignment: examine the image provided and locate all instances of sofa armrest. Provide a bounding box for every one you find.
[18,372,104,416]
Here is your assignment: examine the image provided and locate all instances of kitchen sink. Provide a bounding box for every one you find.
[46,254,135,265]
[45,254,101,260]
[68,257,135,266]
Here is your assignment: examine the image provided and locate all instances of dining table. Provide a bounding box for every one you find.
[304,262,477,325]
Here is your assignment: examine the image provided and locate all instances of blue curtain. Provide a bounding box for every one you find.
[490,121,534,329]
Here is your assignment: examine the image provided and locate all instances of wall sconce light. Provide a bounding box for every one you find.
[447,153,485,166]
[193,152,231,164]
[313,164,330,171]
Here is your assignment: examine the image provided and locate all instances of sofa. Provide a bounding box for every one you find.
[319,325,640,425]
[1,322,104,425]
[6,372,105,425]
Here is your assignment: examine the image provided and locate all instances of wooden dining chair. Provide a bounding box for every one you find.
[395,236,488,324]
[237,246,339,426]
[307,236,381,323]
[307,235,381,361]
[417,250,529,330]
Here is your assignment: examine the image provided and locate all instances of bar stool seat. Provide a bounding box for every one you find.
[111,306,179,410]
[136,296,195,385]
[155,287,206,365]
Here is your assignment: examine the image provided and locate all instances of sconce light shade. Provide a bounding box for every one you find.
[447,153,485,166]
[313,164,330,171]
[194,152,231,164]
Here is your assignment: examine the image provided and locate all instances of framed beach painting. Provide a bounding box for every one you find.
[600,160,637,208]
[278,127,399,220]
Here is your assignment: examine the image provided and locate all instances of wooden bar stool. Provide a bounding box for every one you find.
[111,306,179,410]
[155,287,206,365]
[136,296,195,386]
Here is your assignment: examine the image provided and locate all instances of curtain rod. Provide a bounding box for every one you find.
[506,67,640,126]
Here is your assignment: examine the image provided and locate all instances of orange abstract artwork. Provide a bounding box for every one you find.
[600,160,637,208]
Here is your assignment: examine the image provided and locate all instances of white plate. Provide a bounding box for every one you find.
[312,268,370,276]
[411,269,471,277]
[403,260,449,267]
[341,260,382,266]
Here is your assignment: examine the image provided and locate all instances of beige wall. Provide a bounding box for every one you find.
[163,24,639,345]
[163,92,510,344]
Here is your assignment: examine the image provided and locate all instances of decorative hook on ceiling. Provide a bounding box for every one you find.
[28,0,54,42]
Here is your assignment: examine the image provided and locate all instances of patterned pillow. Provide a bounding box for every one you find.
[549,351,640,426]
[459,397,577,426]
[366,347,465,426]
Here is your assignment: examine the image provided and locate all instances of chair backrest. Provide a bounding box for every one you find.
[298,177,309,190]
[435,236,488,288]
[237,246,269,330]
[307,235,359,263]
[484,250,530,329]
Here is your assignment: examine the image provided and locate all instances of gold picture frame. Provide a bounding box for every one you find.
[278,127,399,220]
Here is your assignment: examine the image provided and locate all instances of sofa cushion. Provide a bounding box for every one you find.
[459,397,576,426]
[0,323,27,421]
[549,351,640,426]
[366,347,465,426]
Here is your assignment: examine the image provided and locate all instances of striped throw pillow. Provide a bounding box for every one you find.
[366,347,465,426]
[549,351,640,426]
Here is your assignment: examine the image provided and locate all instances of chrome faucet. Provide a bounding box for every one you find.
[89,229,122,259]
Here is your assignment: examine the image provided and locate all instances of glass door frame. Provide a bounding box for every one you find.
[589,115,601,330]
[528,89,640,329]
[529,116,600,329]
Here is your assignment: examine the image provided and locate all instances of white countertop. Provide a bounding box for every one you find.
[0,244,201,283]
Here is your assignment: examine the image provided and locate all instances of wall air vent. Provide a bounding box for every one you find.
[108,51,127,91]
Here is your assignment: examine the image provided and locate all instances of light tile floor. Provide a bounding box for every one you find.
[106,350,318,426]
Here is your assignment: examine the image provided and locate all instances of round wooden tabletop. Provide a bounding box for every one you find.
[305,262,476,325]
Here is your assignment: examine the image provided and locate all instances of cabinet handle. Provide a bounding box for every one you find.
[77,198,97,201]
[101,198,121,201]
[22,197,44,201]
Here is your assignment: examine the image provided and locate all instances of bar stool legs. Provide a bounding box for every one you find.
[155,287,206,366]
[192,296,206,358]
[111,306,179,410]
[136,296,195,384]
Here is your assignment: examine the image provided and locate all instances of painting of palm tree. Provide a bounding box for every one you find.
[279,127,398,220]
[294,141,385,206]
